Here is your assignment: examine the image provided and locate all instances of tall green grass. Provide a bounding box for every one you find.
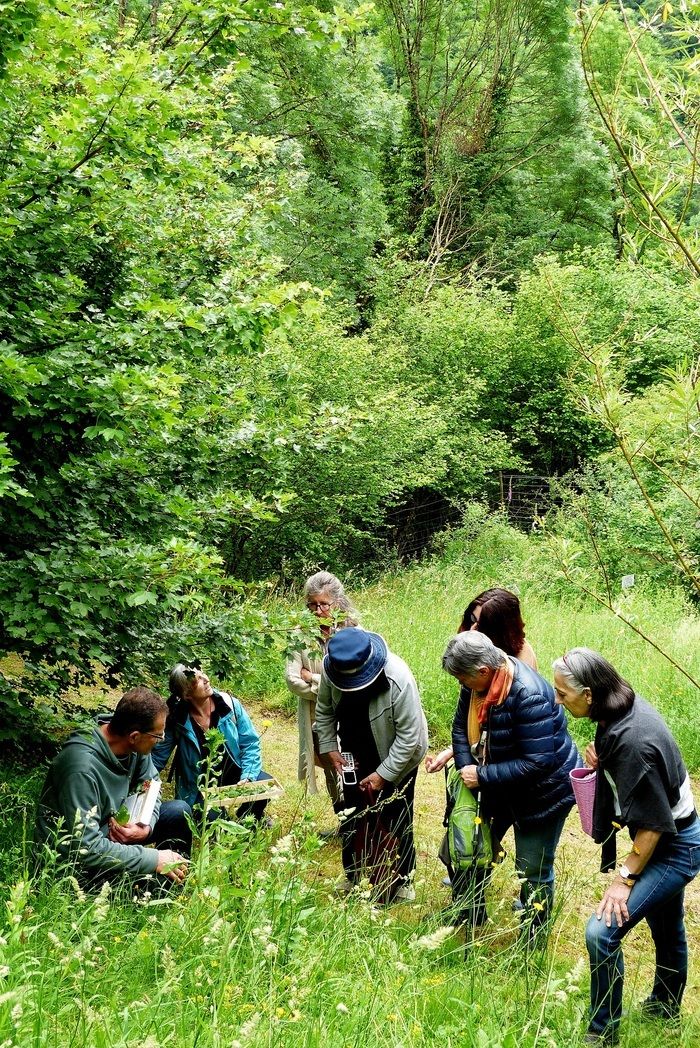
[246,517,700,768]
[358,565,700,766]
[2,814,696,1048]
[3,521,700,1047]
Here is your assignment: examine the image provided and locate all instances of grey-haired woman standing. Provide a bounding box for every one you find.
[553,648,700,1046]
[285,571,358,807]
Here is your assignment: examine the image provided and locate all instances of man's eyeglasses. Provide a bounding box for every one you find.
[141,731,166,741]
[307,601,331,612]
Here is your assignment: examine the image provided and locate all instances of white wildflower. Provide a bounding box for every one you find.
[241,1014,260,1037]
[255,870,268,880]
[160,944,175,976]
[566,957,586,992]
[293,26,306,35]
[264,942,279,959]
[10,1002,22,1022]
[67,880,86,905]
[47,932,61,948]
[93,880,111,922]
[415,925,454,951]
[0,967,9,979]
[336,1002,349,1014]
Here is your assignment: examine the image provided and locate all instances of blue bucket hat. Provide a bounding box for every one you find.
[323,629,388,692]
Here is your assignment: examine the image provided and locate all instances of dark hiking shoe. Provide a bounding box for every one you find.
[640,996,681,1024]
[583,1027,619,1046]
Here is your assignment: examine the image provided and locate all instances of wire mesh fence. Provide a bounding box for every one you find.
[382,474,554,561]
[496,473,553,530]
[382,490,462,561]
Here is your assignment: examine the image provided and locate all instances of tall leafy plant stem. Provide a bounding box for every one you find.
[577,0,700,277]
[556,534,700,691]
[616,2,692,154]
[542,267,700,599]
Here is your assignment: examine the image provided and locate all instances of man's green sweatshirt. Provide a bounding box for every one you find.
[35,720,161,877]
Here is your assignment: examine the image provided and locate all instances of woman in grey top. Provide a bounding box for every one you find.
[284,571,357,805]
[553,648,700,1046]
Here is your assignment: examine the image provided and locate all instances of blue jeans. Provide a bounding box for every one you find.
[585,817,700,1037]
[454,809,568,932]
[512,809,569,919]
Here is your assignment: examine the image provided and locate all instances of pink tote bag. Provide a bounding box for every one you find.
[570,767,597,837]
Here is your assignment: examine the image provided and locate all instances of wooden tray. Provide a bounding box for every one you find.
[206,777,284,809]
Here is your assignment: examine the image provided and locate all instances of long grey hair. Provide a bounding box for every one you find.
[552,648,634,720]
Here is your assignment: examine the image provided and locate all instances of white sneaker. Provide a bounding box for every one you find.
[394,884,416,902]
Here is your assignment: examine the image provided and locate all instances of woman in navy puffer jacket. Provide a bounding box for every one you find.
[445,630,580,938]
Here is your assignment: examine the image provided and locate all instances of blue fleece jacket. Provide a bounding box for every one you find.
[452,658,580,828]
[152,691,262,807]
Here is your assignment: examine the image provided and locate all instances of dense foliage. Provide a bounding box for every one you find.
[1,0,699,745]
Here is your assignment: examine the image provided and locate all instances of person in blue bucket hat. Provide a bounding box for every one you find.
[316,628,428,902]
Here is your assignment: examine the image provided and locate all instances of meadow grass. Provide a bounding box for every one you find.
[1,774,698,1048]
[356,562,700,766]
[247,521,700,768]
[2,527,700,1047]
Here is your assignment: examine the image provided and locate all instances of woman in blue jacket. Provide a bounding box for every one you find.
[443,631,580,939]
[152,664,273,824]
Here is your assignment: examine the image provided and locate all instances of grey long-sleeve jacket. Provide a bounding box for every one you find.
[316,651,428,784]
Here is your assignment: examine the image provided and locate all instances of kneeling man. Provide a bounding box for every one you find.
[36,686,191,887]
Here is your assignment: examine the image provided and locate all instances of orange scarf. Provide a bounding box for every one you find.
[467,659,514,746]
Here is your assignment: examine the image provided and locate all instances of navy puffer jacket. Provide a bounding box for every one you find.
[451,658,580,829]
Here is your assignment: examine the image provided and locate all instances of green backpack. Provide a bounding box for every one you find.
[440,766,493,872]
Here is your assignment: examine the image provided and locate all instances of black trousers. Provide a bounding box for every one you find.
[338,768,417,885]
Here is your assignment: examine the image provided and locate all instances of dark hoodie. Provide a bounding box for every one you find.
[35,718,161,878]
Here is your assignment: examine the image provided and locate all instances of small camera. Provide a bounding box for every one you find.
[341,752,357,785]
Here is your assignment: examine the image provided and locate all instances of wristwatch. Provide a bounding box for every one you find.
[618,864,640,886]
